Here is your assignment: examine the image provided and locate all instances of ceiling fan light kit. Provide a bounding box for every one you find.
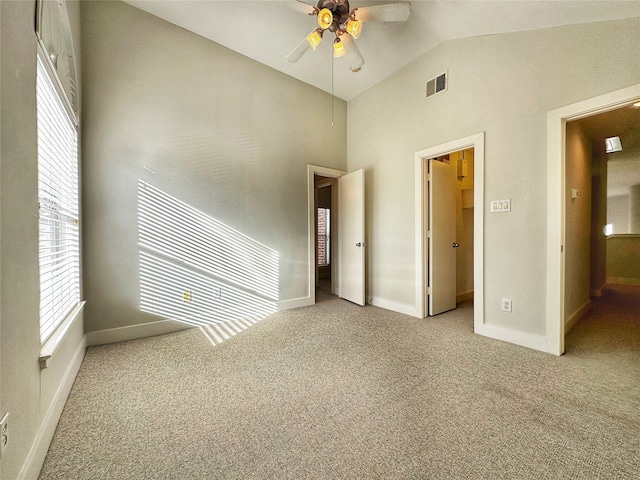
[317,7,334,29]
[333,36,347,57]
[306,29,323,50]
[346,16,362,39]
[289,0,411,72]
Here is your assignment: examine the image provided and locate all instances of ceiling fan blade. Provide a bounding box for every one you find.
[341,35,365,73]
[353,2,411,23]
[286,35,312,63]
[292,0,318,14]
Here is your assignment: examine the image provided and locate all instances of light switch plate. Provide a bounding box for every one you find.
[491,199,511,212]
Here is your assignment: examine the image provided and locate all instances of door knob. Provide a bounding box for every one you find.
[452,242,460,248]
[356,242,366,247]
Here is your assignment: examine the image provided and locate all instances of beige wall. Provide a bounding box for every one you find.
[80,1,347,334]
[0,5,3,479]
[348,17,640,336]
[0,1,84,479]
[608,194,630,232]
[1,2,42,478]
[565,122,592,318]
[607,236,640,284]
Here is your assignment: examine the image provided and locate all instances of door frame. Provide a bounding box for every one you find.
[546,83,640,356]
[414,132,485,330]
[307,165,347,305]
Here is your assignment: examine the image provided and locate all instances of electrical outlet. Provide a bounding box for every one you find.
[0,412,9,459]
[212,287,222,299]
[501,299,512,312]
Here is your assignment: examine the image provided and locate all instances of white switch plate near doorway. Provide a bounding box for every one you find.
[491,199,511,212]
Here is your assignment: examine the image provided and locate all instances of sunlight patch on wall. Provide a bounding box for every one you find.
[138,181,279,343]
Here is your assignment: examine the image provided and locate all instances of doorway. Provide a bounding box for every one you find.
[426,150,474,315]
[562,101,640,347]
[546,83,640,355]
[315,176,336,302]
[307,165,346,305]
[414,133,485,331]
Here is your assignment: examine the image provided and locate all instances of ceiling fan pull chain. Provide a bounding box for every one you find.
[331,49,335,126]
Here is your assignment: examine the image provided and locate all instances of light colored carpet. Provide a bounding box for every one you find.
[39,288,639,479]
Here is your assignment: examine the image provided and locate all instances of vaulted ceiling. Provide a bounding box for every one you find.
[123,0,640,100]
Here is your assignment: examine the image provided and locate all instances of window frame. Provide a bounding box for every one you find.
[36,43,81,347]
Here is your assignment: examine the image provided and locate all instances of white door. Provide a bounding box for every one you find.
[428,159,457,315]
[339,169,365,306]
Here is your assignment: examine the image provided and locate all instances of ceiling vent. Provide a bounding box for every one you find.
[425,71,447,99]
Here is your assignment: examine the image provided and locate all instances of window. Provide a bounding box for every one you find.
[317,208,330,266]
[36,55,80,344]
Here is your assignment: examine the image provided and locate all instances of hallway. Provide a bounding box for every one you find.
[565,284,640,357]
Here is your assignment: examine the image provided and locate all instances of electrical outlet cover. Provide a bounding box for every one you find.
[0,412,9,458]
[502,299,512,312]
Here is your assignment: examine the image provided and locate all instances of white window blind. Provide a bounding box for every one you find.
[37,55,80,344]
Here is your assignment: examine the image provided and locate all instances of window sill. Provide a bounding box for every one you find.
[39,301,85,370]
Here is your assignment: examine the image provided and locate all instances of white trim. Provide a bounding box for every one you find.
[369,297,419,317]
[307,165,347,306]
[564,299,592,334]
[546,83,640,356]
[475,323,547,353]
[85,319,191,347]
[35,0,79,125]
[39,301,85,369]
[414,133,485,331]
[414,157,426,318]
[278,296,313,311]
[36,40,77,127]
[19,337,86,480]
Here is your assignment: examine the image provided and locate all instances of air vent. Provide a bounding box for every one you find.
[425,72,448,99]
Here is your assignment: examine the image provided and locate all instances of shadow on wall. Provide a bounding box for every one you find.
[137,181,279,346]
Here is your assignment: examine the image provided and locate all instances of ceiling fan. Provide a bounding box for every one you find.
[286,0,411,73]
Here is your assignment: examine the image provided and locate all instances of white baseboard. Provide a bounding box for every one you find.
[606,276,640,286]
[87,299,315,347]
[19,336,86,480]
[456,291,474,303]
[278,296,312,311]
[369,297,418,317]
[564,300,592,334]
[475,323,547,353]
[86,319,192,347]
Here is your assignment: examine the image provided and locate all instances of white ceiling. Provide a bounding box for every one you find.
[123,0,640,100]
